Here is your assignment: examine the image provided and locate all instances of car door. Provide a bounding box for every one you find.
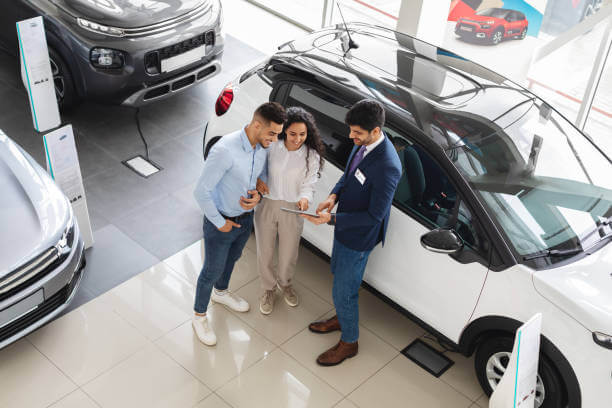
[508,11,521,36]
[282,82,351,255]
[281,82,491,342]
[0,1,35,52]
[366,127,491,341]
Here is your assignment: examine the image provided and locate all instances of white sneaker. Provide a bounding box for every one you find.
[211,289,250,312]
[192,315,216,346]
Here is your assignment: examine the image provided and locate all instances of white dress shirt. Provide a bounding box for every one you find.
[363,133,385,157]
[263,140,321,203]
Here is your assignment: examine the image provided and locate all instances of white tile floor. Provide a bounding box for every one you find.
[1,235,489,408]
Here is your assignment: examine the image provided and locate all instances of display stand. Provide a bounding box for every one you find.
[489,313,543,408]
[43,125,94,249]
[16,16,61,133]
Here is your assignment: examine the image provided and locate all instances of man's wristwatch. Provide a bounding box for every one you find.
[327,214,336,226]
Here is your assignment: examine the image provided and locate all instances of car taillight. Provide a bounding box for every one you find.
[215,85,234,116]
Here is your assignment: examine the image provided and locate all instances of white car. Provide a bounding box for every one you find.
[204,24,612,407]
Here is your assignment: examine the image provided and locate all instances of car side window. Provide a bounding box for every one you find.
[285,84,352,168]
[386,128,485,252]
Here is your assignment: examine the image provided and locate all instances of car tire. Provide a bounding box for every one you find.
[474,336,565,408]
[518,27,527,40]
[491,29,504,45]
[48,47,77,110]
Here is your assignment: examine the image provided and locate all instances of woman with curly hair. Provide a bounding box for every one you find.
[255,106,325,315]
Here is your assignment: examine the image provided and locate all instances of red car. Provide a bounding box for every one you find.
[455,8,529,45]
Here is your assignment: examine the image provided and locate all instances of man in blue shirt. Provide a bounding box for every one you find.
[192,102,286,346]
[302,100,401,366]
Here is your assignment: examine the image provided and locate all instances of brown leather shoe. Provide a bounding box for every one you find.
[308,315,341,333]
[316,340,358,366]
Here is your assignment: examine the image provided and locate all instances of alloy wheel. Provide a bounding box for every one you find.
[49,56,65,103]
[486,351,546,407]
[492,31,503,44]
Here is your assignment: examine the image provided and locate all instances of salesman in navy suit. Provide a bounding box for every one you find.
[301,99,401,366]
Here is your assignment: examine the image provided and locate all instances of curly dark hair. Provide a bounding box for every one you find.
[279,106,325,176]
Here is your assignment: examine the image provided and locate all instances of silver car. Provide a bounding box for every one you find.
[0,130,85,349]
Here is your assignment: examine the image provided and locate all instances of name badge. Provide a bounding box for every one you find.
[355,168,366,185]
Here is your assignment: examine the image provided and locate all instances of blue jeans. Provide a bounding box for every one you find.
[331,238,372,343]
[194,214,253,313]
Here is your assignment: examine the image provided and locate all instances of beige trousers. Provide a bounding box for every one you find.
[254,198,305,291]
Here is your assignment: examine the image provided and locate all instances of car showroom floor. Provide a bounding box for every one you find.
[0,1,487,407]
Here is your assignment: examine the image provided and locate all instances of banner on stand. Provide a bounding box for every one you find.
[43,125,94,249]
[16,16,61,133]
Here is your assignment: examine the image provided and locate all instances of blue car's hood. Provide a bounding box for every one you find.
[51,0,209,28]
[0,131,69,279]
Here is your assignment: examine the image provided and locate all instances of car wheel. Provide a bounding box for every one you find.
[518,28,527,40]
[491,29,504,45]
[474,336,565,408]
[48,48,76,110]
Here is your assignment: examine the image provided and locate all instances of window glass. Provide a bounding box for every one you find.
[387,128,483,251]
[448,100,612,263]
[286,84,352,168]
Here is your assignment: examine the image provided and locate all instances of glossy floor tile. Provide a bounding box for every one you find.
[348,355,473,408]
[27,297,149,385]
[357,289,425,351]
[0,340,76,408]
[440,351,486,402]
[232,279,333,345]
[98,263,194,340]
[335,399,360,408]
[194,393,233,408]
[47,389,99,408]
[156,304,276,390]
[293,245,334,304]
[163,238,259,292]
[217,349,343,408]
[83,344,210,408]
[281,324,398,395]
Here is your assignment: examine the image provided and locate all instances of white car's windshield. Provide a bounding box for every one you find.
[448,101,612,265]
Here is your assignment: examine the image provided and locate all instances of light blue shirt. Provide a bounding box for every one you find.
[194,127,267,228]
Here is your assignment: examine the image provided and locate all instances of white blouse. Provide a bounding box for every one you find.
[263,140,320,203]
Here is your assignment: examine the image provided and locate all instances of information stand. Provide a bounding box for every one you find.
[490,313,543,408]
[16,16,61,133]
[43,125,94,248]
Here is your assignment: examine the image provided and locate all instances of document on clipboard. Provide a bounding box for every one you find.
[280,207,334,218]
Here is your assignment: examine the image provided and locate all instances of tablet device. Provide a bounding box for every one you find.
[280,207,322,218]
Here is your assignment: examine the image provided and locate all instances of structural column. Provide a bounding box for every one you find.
[396,0,451,46]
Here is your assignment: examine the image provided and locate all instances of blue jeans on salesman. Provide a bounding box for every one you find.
[331,237,372,343]
[193,214,253,314]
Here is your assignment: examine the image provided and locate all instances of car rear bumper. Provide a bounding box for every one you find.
[0,234,86,350]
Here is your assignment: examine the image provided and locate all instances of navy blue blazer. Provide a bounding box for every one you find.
[331,135,402,251]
